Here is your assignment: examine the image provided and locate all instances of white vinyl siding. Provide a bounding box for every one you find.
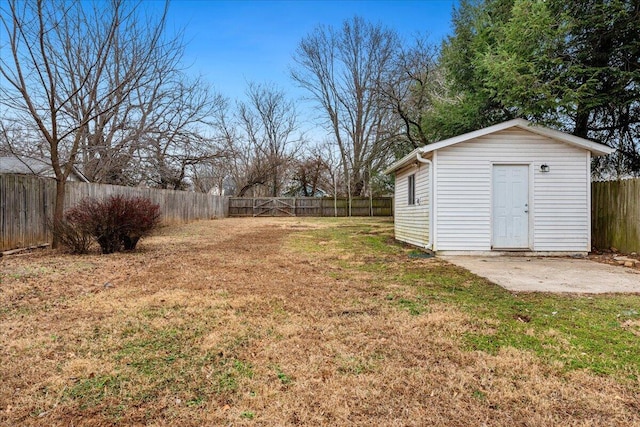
[394,163,430,248]
[435,128,589,252]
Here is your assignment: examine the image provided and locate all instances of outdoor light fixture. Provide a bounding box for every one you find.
[540,163,550,173]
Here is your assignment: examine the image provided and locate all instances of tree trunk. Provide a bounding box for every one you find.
[52,178,66,249]
[573,104,590,139]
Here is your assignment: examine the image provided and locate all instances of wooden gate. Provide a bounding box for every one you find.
[252,198,295,217]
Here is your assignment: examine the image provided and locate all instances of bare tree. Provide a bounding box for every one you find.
[315,141,346,198]
[291,16,399,196]
[137,76,227,190]
[77,47,172,184]
[288,150,330,197]
[233,82,303,197]
[0,0,175,246]
[379,36,444,153]
[191,156,233,195]
[68,5,182,186]
[206,97,243,195]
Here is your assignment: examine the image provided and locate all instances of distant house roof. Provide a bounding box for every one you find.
[0,155,89,182]
[283,184,329,198]
[385,119,615,175]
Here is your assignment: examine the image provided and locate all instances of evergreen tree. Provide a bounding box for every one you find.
[429,0,640,176]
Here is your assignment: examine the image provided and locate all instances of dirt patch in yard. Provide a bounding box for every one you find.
[1,218,639,426]
[588,250,640,271]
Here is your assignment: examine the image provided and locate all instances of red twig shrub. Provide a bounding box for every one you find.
[51,217,93,254]
[63,195,161,254]
[118,197,162,251]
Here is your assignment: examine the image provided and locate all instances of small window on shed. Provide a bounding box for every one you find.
[408,174,416,205]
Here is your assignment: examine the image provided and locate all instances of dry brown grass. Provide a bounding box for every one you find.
[1,217,639,426]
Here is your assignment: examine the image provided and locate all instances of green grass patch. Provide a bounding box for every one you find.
[212,358,254,393]
[271,365,292,385]
[60,313,259,416]
[386,293,428,315]
[418,268,640,381]
[288,219,398,257]
[116,326,187,376]
[240,410,255,419]
[290,218,640,383]
[65,374,123,409]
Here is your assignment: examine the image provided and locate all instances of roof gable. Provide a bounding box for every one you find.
[0,155,89,182]
[385,119,614,174]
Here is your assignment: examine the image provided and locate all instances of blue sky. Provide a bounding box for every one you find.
[160,0,459,136]
[165,1,457,94]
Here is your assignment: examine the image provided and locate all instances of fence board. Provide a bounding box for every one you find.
[1,174,228,251]
[227,198,254,217]
[228,197,393,218]
[592,178,640,253]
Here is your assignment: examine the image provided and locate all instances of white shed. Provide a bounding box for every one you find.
[385,119,614,255]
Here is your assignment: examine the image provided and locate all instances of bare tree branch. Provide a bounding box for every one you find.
[0,0,186,246]
[291,17,399,196]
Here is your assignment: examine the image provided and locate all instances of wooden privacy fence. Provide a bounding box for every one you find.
[592,178,640,254]
[1,174,228,251]
[228,197,393,217]
[0,174,54,252]
[63,181,227,222]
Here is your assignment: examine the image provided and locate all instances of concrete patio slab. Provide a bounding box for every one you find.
[441,256,640,293]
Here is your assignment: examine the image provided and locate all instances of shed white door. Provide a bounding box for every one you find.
[492,165,529,249]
